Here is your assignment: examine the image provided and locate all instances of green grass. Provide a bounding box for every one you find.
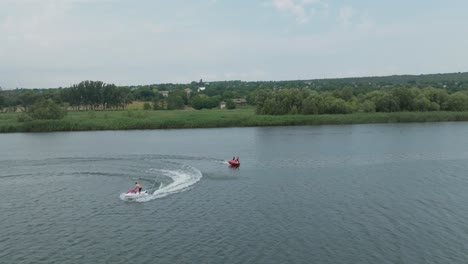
[2,108,468,133]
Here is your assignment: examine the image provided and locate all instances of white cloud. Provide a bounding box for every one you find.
[269,0,329,24]
[336,6,374,31]
[271,0,323,24]
[321,2,330,18]
[300,0,319,4]
[356,14,374,31]
[144,22,170,34]
[338,6,357,27]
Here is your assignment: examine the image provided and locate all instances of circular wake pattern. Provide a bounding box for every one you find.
[0,153,210,263]
[119,165,202,202]
[0,154,204,203]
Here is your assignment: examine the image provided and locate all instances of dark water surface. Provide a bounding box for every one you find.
[2,123,468,263]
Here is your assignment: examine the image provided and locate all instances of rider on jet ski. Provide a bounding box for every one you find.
[134,182,142,194]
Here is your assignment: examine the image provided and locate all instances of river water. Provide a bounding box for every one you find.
[2,123,468,263]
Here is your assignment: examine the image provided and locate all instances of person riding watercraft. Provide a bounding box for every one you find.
[134,182,142,194]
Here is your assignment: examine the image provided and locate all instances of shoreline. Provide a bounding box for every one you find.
[2,109,468,133]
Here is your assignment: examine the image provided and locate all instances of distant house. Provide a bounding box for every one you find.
[197,87,206,92]
[233,98,247,105]
[161,91,169,97]
[219,101,226,109]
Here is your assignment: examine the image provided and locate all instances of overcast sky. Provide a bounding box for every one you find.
[1,0,467,89]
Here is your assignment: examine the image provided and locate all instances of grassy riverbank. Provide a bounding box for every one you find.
[2,108,468,133]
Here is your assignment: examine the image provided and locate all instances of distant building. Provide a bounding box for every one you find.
[233,98,247,105]
[161,91,169,97]
[219,101,226,109]
[197,87,206,92]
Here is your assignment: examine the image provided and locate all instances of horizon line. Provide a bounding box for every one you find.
[3,71,468,90]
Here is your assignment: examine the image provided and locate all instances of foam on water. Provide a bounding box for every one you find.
[120,165,202,202]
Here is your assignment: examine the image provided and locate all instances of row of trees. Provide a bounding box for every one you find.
[254,87,468,115]
[0,82,130,111]
[63,81,130,110]
[125,72,468,98]
[0,80,237,114]
[3,71,468,117]
[0,88,4,109]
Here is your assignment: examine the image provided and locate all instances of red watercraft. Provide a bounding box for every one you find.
[228,160,240,167]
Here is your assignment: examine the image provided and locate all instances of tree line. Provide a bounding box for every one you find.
[0,79,244,113]
[3,72,468,118]
[253,87,468,115]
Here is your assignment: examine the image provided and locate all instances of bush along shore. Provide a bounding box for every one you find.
[2,109,468,133]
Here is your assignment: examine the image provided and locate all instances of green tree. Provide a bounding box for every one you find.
[391,87,417,111]
[413,96,432,111]
[0,91,4,110]
[262,98,277,115]
[28,99,67,120]
[62,81,126,111]
[135,86,155,101]
[365,91,400,112]
[302,92,323,114]
[422,88,449,110]
[447,92,468,111]
[333,87,354,101]
[360,100,376,113]
[254,90,271,114]
[226,99,236,109]
[167,94,185,110]
[19,90,42,111]
[153,98,161,110]
[289,105,298,114]
[191,96,220,110]
[143,102,152,110]
[322,96,351,114]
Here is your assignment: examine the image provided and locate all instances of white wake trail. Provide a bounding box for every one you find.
[122,165,202,202]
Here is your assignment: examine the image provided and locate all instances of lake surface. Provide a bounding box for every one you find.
[2,123,468,264]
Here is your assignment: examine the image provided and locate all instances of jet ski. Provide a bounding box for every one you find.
[123,189,149,201]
